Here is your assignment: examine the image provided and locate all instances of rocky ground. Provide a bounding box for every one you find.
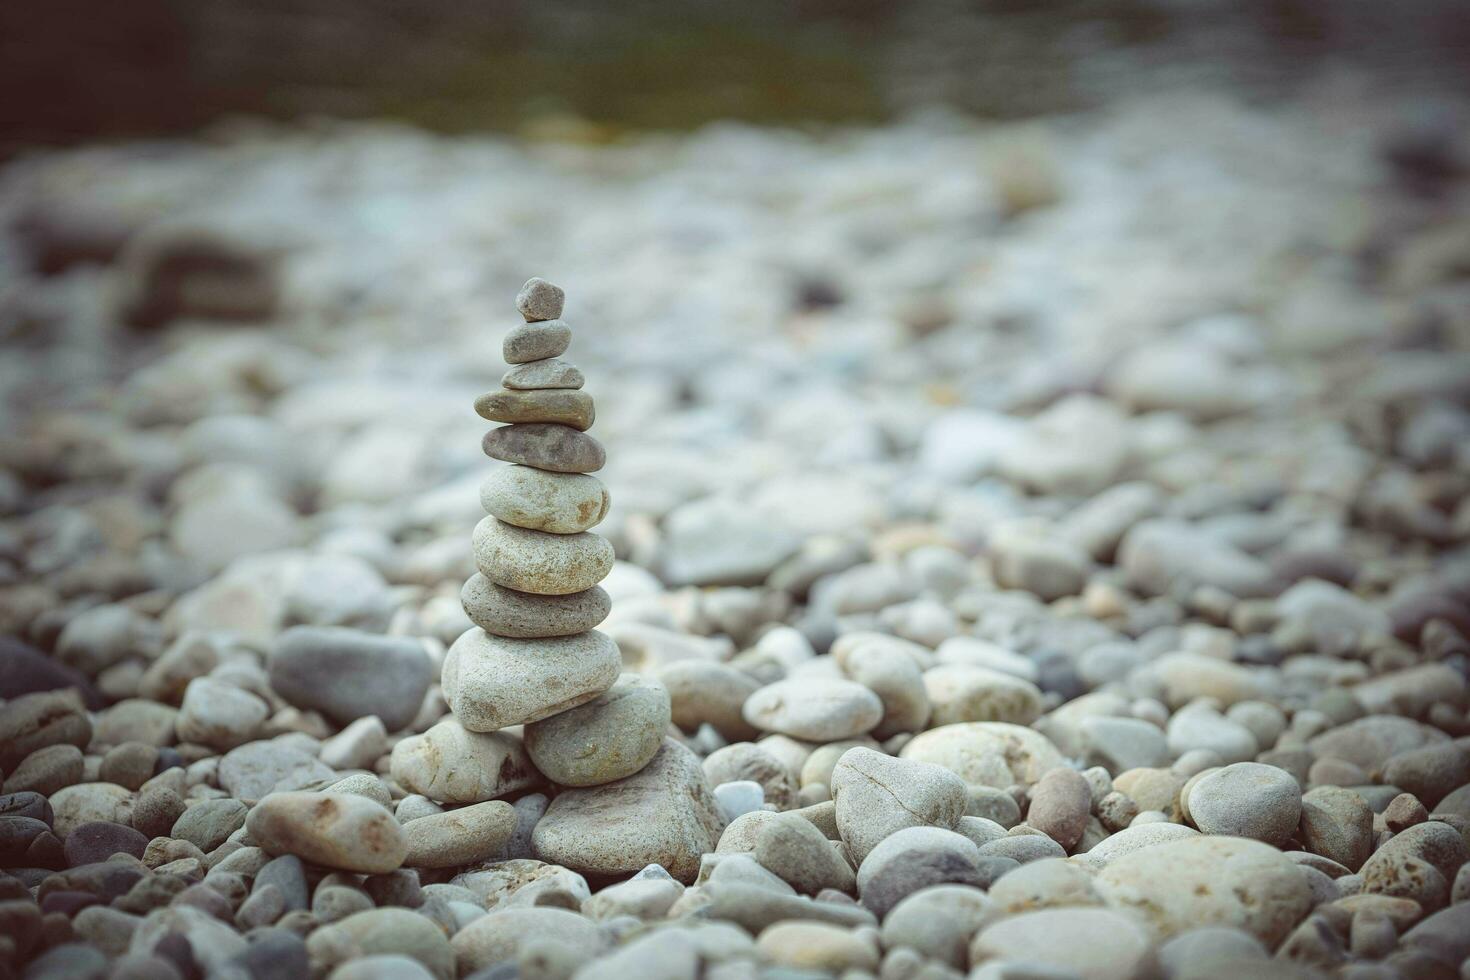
[2,78,1470,980]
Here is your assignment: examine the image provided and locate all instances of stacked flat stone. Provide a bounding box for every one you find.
[440,278,668,789]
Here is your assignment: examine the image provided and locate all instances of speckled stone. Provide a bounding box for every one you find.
[482,423,605,473]
[503,321,571,364]
[502,358,584,390]
[245,792,406,874]
[472,516,613,595]
[389,718,538,805]
[515,278,565,321]
[479,465,609,534]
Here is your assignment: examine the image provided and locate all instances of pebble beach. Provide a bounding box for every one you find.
[2,77,1470,980]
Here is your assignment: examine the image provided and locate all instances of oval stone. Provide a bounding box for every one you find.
[524,675,671,787]
[479,465,609,534]
[461,574,610,638]
[482,423,605,473]
[742,678,883,741]
[504,320,571,364]
[472,517,613,595]
[502,358,584,390]
[474,389,594,431]
[441,628,622,731]
[402,801,517,868]
[245,792,406,874]
[389,718,538,804]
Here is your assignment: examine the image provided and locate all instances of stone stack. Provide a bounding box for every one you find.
[437,278,669,790]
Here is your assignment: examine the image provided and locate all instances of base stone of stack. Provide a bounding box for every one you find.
[480,465,609,534]
[473,516,614,595]
[461,573,610,638]
[531,739,726,884]
[442,628,622,732]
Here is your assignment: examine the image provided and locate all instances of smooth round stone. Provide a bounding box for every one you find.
[831,747,967,865]
[389,718,539,804]
[1025,768,1093,852]
[245,792,406,873]
[453,907,601,976]
[472,517,613,595]
[515,278,565,322]
[308,908,453,979]
[1188,762,1302,847]
[441,628,621,732]
[658,661,762,742]
[174,677,267,750]
[503,320,571,363]
[502,358,584,390]
[857,825,987,918]
[970,908,1152,980]
[63,820,148,866]
[531,739,726,883]
[742,678,883,741]
[461,574,610,638]
[480,465,609,534]
[402,801,517,868]
[328,955,436,980]
[523,675,670,787]
[900,722,1066,789]
[268,627,431,732]
[1096,836,1313,946]
[923,664,1043,727]
[1299,786,1373,871]
[475,388,594,431]
[482,423,605,473]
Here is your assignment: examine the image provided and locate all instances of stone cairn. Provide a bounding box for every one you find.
[437,278,662,788]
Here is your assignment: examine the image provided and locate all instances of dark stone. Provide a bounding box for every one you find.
[363,868,422,908]
[0,897,42,959]
[252,855,307,912]
[153,930,203,980]
[227,928,309,980]
[1031,648,1085,701]
[0,793,53,824]
[40,889,102,916]
[0,874,28,900]
[0,690,92,772]
[116,226,280,330]
[107,954,184,980]
[155,747,185,774]
[267,627,431,732]
[38,861,145,903]
[0,816,64,869]
[1400,900,1470,966]
[481,423,606,474]
[62,821,149,867]
[0,637,103,708]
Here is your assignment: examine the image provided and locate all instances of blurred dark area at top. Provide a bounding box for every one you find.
[2,0,1469,152]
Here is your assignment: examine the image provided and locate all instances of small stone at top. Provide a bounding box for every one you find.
[517,278,565,322]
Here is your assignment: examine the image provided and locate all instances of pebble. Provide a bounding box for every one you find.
[49,783,134,837]
[524,674,671,786]
[502,357,584,390]
[830,747,967,864]
[532,739,726,883]
[856,825,988,917]
[1299,786,1374,871]
[218,741,334,803]
[171,798,247,851]
[970,907,1154,980]
[441,628,622,731]
[753,812,855,895]
[0,689,92,772]
[756,921,879,973]
[3,743,84,796]
[472,516,614,595]
[503,320,572,363]
[1025,768,1092,851]
[268,627,431,732]
[476,388,595,431]
[308,908,454,979]
[483,423,606,473]
[245,792,407,873]
[880,883,996,969]
[460,574,610,638]
[1096,835,1313,946]
[923,664,1043,727]
[174,678,268,750]
[62,820,148,865]
[480,464,609,535]
[390,718,538,804]
[742,678,884,741]
[900,722,1066,788]
[1187,762,1303,846]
